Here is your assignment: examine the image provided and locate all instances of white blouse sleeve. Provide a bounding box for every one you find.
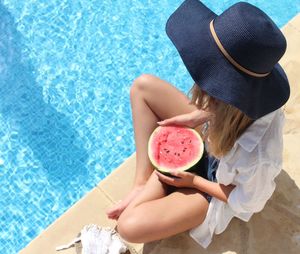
[227,161,281,214]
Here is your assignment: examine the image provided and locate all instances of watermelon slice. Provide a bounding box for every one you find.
[148,126,204,176]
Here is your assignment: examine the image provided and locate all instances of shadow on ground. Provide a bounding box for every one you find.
[143,170,300,254]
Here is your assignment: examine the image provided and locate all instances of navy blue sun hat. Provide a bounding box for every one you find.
[166,0,290,119]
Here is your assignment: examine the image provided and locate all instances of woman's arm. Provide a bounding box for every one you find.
[192,176,235,203]
[155,170,235,203]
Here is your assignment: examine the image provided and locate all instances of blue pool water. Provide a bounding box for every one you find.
[0,0,299,253]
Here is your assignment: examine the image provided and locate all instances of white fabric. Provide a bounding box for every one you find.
[56,224,128,254]
[55,236,81,251]
[81,225,127,254]
[189,109,285,248]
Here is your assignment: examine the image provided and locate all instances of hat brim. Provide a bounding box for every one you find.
[166,0,290,119]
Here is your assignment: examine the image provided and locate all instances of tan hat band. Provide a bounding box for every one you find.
[209,20,270,78]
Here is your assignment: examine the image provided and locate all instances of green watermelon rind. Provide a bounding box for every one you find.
[148,126,204,176]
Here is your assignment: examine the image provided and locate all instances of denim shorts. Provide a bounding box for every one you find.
[189,147,219,202]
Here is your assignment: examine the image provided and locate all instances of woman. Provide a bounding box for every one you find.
[106,0,289,248]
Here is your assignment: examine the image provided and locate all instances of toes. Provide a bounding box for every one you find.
[107,209,119,217]
[107,212,117,219]
[106,201,123,214]
[107,213,120,220]
[106,205,123,219]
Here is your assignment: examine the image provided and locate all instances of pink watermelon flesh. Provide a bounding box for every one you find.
[150,126,201,170]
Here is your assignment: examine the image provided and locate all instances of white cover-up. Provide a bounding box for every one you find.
[189,109,284,248]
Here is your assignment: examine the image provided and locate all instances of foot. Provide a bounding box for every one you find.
[106,185,145,220]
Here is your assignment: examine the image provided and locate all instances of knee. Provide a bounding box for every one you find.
[130,74,155,97]
[117,214,142,243]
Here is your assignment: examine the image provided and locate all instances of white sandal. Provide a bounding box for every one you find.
[56,224,128,254]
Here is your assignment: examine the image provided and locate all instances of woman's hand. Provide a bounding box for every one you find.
[155,170,197,189]
[157,109,212,128]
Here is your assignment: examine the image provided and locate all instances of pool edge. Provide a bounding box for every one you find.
[19,153,143,254]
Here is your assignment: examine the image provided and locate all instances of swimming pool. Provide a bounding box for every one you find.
[0,0,298,253]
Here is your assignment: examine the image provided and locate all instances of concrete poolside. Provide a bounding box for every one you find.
[20,14,300,254]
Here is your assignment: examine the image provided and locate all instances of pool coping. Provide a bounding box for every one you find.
[20,13,300,254]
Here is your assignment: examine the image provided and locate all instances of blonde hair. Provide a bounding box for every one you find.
[189,84,254,158]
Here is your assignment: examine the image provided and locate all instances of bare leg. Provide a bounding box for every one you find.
[130,74,197,185]
[106,74,197,220]
[117,172,209,243]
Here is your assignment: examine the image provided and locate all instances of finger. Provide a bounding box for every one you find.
[155,171,178,186]
[155,171,173,181]
[157,117,178,126]
[159,116,180,125]
[169,169,186,178]
[170,170,194,180]
[168,169,180,177]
